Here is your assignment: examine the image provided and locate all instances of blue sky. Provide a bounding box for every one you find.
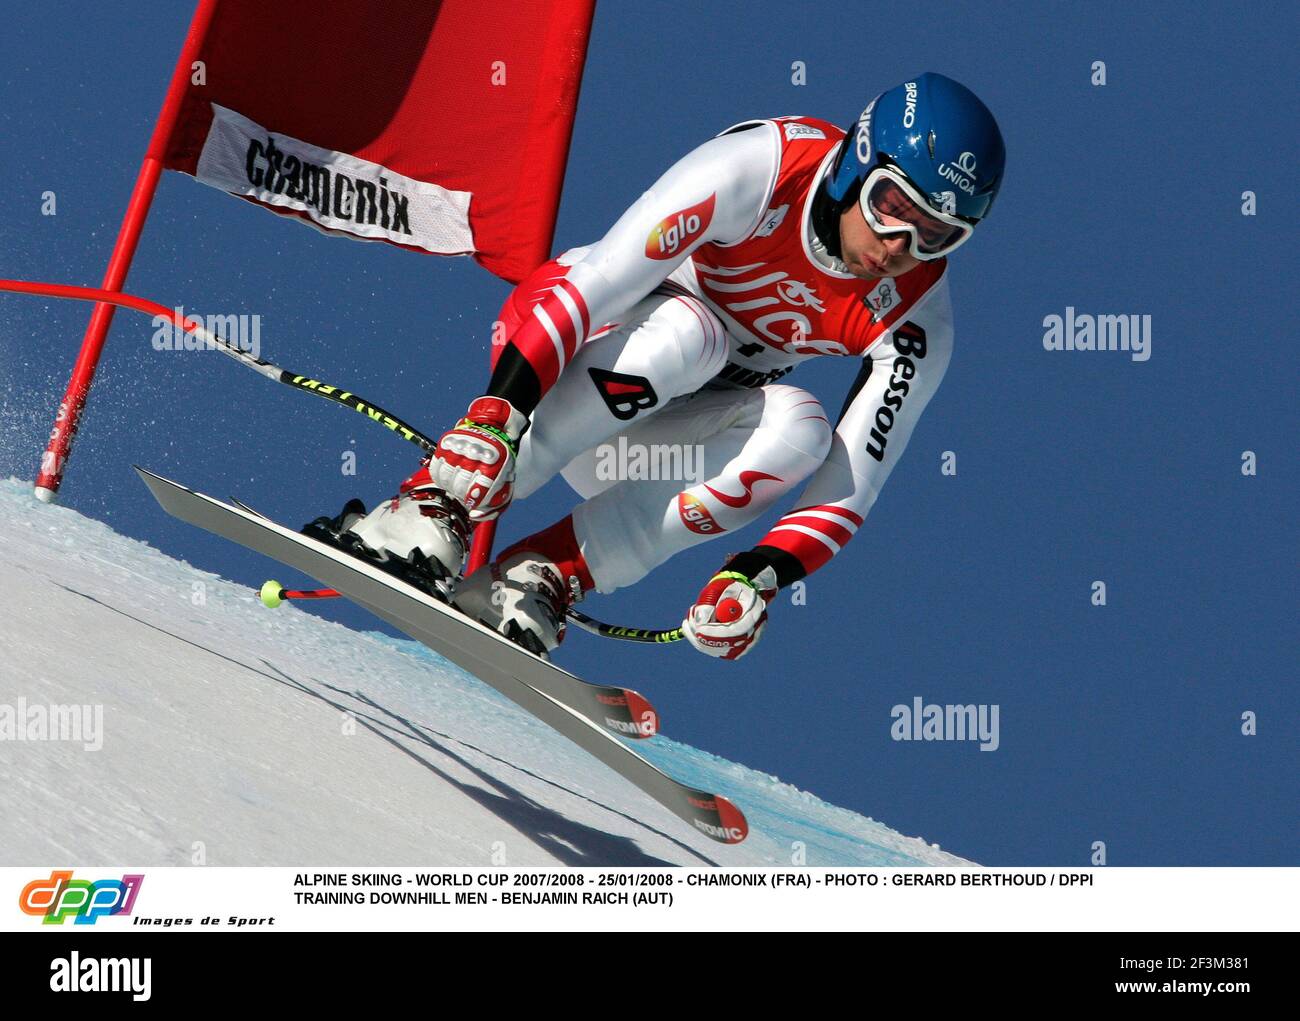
[0,1,1294,865]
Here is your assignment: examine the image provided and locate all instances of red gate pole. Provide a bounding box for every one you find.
[34,0,220,503]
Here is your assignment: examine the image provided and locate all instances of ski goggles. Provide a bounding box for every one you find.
[858,165,975,260]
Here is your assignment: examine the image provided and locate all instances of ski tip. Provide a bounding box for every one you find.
[623,689,659,738]
[715,795,749,844]
[687,791,749,844]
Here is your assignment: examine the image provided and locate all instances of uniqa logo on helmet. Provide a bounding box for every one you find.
[853,97,877,164]
[902,81,919,128]
[937,151,979,196]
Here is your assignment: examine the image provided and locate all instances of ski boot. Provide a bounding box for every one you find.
[454,517,593,657]
[303,483,469,602]
[454,550,580,658]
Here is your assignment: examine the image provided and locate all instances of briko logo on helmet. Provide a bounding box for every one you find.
[853,98,876,165]
[902,81,919,127]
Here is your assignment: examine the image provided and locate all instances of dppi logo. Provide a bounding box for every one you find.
[645,194,716,260]
[19,870,144,925]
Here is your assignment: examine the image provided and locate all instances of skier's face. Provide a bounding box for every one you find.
[838,204,921,280]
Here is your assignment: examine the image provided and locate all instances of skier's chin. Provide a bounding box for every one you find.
[849,254,890,279]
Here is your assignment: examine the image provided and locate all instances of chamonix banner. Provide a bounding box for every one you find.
[162,0,596,282]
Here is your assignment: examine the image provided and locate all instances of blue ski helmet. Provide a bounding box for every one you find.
[825,72,1006,223]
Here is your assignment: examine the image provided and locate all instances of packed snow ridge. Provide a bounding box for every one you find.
[0,478,970,867]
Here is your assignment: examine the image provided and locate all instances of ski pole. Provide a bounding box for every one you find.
[0,279,439,452]
[564,607,684,644]
[257,580,684,644]
[0,278,683,644]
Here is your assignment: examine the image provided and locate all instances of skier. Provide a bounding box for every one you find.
[328,72,1006,660]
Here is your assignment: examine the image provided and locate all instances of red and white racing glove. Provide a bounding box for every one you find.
[683,563,779,661]
[426,396,527,521]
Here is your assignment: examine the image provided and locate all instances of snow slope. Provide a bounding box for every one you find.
[0,478,969,867]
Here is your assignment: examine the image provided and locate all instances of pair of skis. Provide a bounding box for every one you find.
[135,467,748,845]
